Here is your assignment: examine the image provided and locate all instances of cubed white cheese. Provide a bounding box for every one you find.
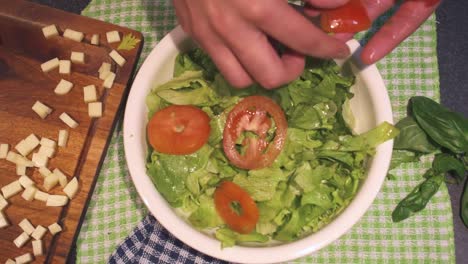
[70,51,85,64]
[15,155,35,167]
[88,102,102,118]
[0,212,9,228]
[59,60,71,74]
[106,30,121,43]
[15,253,33,264]
[5,259,15,264]
[32,101,53,119]
[83,85,98,103]
[63,28,84,42]
[43,172,59,191]
[34,190,49,202]
[32,240,44,256]
[91,33,100,45]
[38,145,56,158]
[21,186,37,201]
[55,79,74,95]
[14,232,30,248]
[19,175,35,188]
[31,225,47,240]
[32,152,49,167]
[25,134,40,149]
[42,24,59,39]
[63,177,79,199]
[1,180,23,199]
[59,113,79,128]
[16,165,27,176]
[54,168,68,188]
[46,195,68,207]
[40,137,56,148]
[48,222,63,235]
[15,135,40,156]
[0,194,8,211]
[109,49,126,67]
[38,167,52,178]
[41,58,59,73]
[98,62,112,80]
[6,151,20,164]
[19,218,35,235]
[58,130,69,147]
[103,72,116,89]
[0,143,9,159]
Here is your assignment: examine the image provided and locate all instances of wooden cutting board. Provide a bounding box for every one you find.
[0,0,143,263]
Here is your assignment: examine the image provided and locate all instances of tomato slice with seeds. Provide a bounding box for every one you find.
[214,181,259,234]
[223,96,287,170]
[147,105,210,155]
[320,0,371,33]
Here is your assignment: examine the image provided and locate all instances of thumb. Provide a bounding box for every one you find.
[304,0,350,9]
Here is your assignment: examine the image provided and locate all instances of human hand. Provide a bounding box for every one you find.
[305,0,441,65]
[172,0,351,89]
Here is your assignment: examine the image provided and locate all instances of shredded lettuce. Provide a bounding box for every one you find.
[146,48,398,247]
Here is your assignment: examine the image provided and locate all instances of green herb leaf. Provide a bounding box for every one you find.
[117,33,141,51]
[462,180,468,228]
[394,116,438,153]
[389,150,420,170]
[432,153,466,182]
[411,96,468,154]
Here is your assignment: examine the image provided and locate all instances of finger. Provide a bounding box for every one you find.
[207,6,304,89]
[240,0,350,60]
[304,0,350,9]
[184,3,253,88]
[361,0,440,64]
[172,0,191,33]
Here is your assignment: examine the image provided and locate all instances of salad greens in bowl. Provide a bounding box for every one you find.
[123,26,397,263]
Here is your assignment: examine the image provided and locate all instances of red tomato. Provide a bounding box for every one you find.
[320,0,371,33]
[223,96,287,170]
[214,181,259,234]
[147,105,210,155]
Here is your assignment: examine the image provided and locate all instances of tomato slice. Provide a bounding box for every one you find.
[320,0,371,33]
[223,96,287,170]
[147,105,210,155]
[214,181,259,234]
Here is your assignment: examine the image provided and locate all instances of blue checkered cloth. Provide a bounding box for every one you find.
[109,214,227,264]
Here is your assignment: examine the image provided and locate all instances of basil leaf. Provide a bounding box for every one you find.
[432,153,466,182]
[462,180,468,228]
[411,96,468,154]
[389,150,420,170]
[392,171,444,222]
[394,116,438,153]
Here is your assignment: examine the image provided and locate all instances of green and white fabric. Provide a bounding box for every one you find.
[76,0,455,263]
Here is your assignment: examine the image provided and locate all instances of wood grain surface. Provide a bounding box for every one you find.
[0,0,143,263]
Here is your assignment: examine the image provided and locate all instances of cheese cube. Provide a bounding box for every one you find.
[42,24,59,39]
[32,240,44,256]
[98,62,112,80]
[0,212,9,228]
[88,102,102,118]
[59,60,71,74]
[54,168,68,187]
[15,253,33,264]
[16,165,27,176]
[91,34,100,45]
[19,175,35,188]
[38,145,56,158]
[19,219,35,235]
[41,58,59,72]
[63,28,84,42]
[38,167,52,178]
[0,194,8,211]
[58,130,69,147]
[1,180,23,199]
[21,186,37,201]
[31,225,47,240]
[109,50,126,67]
[46,195,68,207]
[44,172,59,191]
[106,30,121,43]
[14,232,30,248]
[48,222,62,235]
[83,85,98,103]
[103,72,116,89]
[6,151,20,164]
[34,190,49,202]
[59,112,79,128]
[55,79,74,95]
[5,259,15,264]
[32,101,53,119]
[0,143,9,159]
[70,51,85,64]
[63,177,79,199]
[15,134,39,156]
[32,152,49,167]
[40,137,56,148]
[25,134,40,148]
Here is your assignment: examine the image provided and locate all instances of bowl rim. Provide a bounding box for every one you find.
[123,26,394,264]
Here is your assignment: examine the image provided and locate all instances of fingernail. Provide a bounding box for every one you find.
[337,46,350,59]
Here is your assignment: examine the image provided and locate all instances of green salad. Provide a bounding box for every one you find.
[145,48,398,247]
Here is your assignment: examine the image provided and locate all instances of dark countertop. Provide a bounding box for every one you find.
[31,0,468,262]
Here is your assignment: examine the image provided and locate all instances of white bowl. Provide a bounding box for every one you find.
[123,26,394,264]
